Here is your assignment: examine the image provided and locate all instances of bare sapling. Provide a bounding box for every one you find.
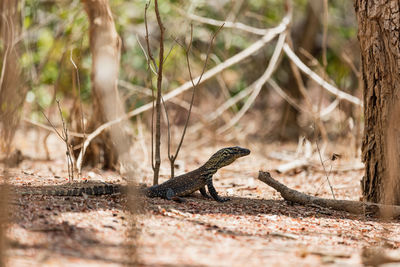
[167,24,223,178]
[144,0,165,185]
[70,50,86,173]
[42,100,75,181]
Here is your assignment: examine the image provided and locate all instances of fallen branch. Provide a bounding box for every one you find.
[257,171,400,217]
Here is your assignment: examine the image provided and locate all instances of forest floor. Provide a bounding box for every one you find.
[2,129,400,267]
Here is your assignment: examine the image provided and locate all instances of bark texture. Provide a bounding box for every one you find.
[355,0,400,204]
[0,1,24,264]
[81,0,128,169]
[0,1,25,152]
[81,1,137,262]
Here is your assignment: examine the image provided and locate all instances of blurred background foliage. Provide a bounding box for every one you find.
[20,0,360,145]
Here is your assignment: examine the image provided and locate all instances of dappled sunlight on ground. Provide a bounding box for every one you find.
[2,129,399,266]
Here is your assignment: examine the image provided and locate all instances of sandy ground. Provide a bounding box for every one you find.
[2,129,400,266]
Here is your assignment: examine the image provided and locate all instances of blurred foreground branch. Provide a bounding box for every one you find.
[0,1,25,264]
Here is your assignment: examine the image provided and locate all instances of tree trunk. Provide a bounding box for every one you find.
[0,1,24,264]
[80,3,137,260]
[355,1,400,205]
[0,0,25,152]
[81,0,127,169]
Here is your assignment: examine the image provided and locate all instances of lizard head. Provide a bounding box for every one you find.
[204,146,250,169]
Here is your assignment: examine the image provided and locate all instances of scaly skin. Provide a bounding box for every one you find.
[19,146,250,202]
[19,182,123,196]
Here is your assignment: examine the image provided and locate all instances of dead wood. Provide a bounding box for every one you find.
[258,171,400,218]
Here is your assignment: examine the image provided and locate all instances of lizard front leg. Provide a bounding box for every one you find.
[206,177,230,202]
[199,187,211,199]
[166,188,186,203]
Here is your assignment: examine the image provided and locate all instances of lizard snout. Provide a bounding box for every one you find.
[233,147,250,157]
[240,148,250,156]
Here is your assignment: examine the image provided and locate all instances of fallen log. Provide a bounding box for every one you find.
[258,171,400,218]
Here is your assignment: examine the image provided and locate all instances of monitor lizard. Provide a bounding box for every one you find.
[19,146,250,202]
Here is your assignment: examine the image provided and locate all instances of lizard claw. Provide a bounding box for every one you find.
[172,196,186,203]
[218,197,230,202]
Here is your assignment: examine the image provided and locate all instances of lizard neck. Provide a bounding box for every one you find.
[198,162,219,177]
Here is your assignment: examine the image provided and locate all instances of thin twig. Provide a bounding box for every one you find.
[150,71,155,172]
[316,139,335,199]
[144,1,158,73]
[170,25,195,173]
[41,100,74,181]
[341,52,361,78]
[70,49,86,150]
[56,100,74,181]
[315,164,333,196]
[164,43,176,64]
[144,1,157,173]
[40,109,65,141]
[321,0,328,69]
[136,34,157,75]
[152,0,165,185]
[174,25,223,156]
[23,118,85,137]
[168,23,223,177]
